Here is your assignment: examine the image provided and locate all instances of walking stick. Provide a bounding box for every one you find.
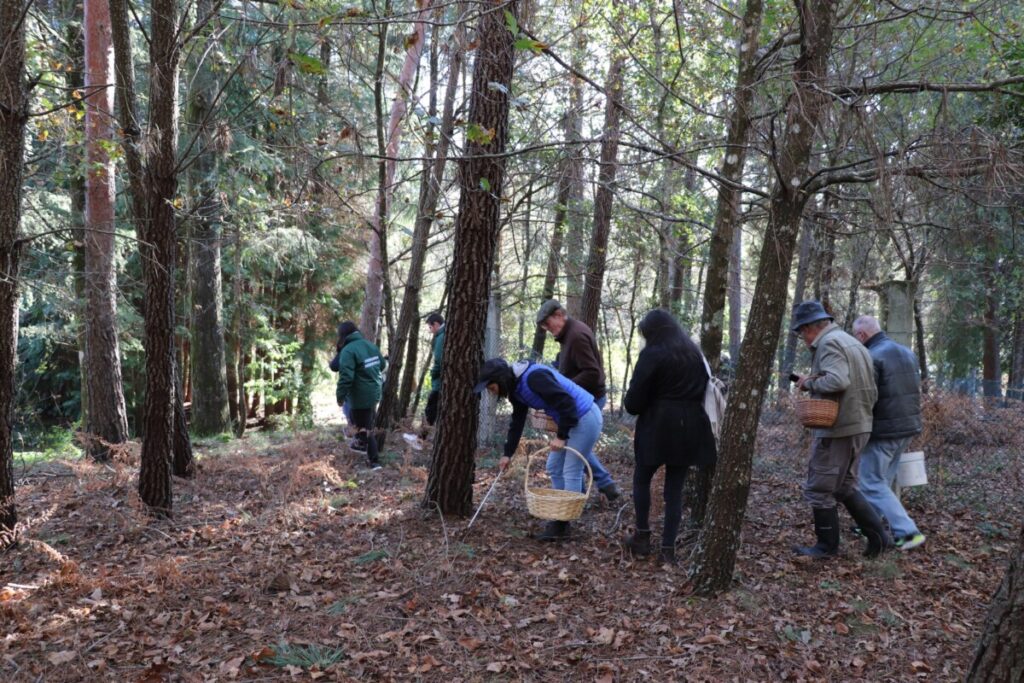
[467,470,503,529]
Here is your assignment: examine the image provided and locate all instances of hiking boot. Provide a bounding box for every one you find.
[535,520,570,542]
[793,507,840,558]
[659,545,677,566]
[624,529,651,557]
[896,532,926,551]
[841,491,893,558]
[349,436,368,454]
[599,483,621,503]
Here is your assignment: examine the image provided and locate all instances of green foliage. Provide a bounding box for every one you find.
[266,642,346,669]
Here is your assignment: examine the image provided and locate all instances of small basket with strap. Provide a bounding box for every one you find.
[529,409,558,433]
[523,446,593,521]
[794,395,839,428]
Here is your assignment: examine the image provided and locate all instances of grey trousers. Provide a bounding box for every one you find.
[802,433,870,508]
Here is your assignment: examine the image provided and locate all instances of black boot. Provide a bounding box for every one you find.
[793,507,840,558]
[599,483,621,502]
[842,491,893,558]
[536,520,570,542]
[658,545,677,566]
[624,529,651,557]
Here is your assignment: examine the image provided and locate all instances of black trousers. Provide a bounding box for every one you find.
[633,463,689,549]
[350,407,379,463]
[424,391,439,426]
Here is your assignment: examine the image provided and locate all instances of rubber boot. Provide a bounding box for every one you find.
[793,507,840,558]
[658,545,677,566]
[536,520,570,542]
[841,491,893,558]
[624,529,651,557]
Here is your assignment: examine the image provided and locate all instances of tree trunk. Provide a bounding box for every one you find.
[172,361,194,478]
[0,0,29,547]
[1009,307,1024,401]
[698,0,763,370]
[578,55,624,331]
[360,0,431,342]
[377,5,461,430]
[425,0,518,516]
[727,219,743,360]
[530,147,574,359]
[780,216,815,394]
[966,524,1024,681]
[690,0,837,595]
[137,0,182,516]
[562,53,587,318]
[83,0,130,460]
[982,245,1001,401]
[187,0,230,436]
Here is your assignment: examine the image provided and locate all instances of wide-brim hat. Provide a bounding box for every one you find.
[790,301,833,332]
[535,299,564,325]
[473,358,511,393]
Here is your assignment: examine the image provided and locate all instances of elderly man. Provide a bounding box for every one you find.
[791,301,891,558]
[852,315,925,550]
[536,299,620,502]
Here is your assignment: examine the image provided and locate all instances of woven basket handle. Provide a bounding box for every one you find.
[524,445,594,498]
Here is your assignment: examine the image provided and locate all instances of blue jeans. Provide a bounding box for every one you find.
[858,436,919,537]
[547,403,608,493]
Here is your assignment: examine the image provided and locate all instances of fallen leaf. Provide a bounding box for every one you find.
[48,650,76,665]
[911,660,932,673]
[458,636,482,651]
[592,627,615,645]
[696,634,727,645]
[835,621,849,634]
[486,661,505,672]
[805,659,823,673]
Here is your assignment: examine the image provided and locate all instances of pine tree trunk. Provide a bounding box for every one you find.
[136,0,183,516]
[83,0,130,460]
[780,216,815,394]
[425,0,518,516]
[699,0,763,370]
[690,0,837,595]
[0,0,29,546]
[578,55,624,332]
[1009,308,1024,401]
[966,524,1024,681]
[562,49,587,318]
[530,154,572,359]
[187,0,230,436]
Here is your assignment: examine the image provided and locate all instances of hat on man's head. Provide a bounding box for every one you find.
[473,358,512,393]
[790,301,833,332]
[535,299,565,325]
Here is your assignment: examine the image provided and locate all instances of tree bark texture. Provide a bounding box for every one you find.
[83,0,130,460]
[780,216,814,394]
[377,5,460,429]
[0,0,29,546]
[360,0,431,342]
[530,149,572,359]
[699,0,763,371]
[136,0,183,516]
[187,0,230,435]
[578,55,624,332]
[425,0,517,516]
[966,524,1024,682]
[690,0,837,595]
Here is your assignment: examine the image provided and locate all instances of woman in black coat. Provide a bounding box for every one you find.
[623,309,717,564]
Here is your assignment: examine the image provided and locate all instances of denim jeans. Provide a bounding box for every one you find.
[548,403,606,493]
[578,398,613,490]
[858,436,919,537]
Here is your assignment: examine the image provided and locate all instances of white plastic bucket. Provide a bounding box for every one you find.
[897,451,927,487]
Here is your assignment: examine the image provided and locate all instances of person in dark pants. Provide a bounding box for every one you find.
[423,312,445,429]
[475,358,606,542]
[535,299,621,502]
[791,301,890,558]
[334,321,386,470]
[622,310,717,565]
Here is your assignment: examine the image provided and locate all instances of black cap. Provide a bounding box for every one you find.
[790,301,833,332]
[473,358,510,393]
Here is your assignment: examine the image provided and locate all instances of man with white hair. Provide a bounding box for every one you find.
[852,315,926,550]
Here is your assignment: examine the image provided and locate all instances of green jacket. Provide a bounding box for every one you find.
[429,325,445,394]
[335,331,386,409]
[804,323,877,439]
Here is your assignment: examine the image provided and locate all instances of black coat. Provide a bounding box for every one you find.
[624,345,716,469]
[864,332,923,439]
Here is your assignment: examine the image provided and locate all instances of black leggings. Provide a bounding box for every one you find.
[633,463,689,548]
[350,407,379,463]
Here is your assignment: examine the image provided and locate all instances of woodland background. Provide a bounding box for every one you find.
[1,0,1024,680]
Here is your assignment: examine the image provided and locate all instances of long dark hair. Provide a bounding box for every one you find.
[337,320,358,346]
[638,309,702,367]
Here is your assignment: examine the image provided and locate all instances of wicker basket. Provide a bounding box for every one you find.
[529,409,558,433]
[794,396,839,428]
[523,446,593,521]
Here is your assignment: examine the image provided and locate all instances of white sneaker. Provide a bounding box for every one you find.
[402,433,424,451]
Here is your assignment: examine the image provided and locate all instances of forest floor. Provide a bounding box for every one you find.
[2,394,1023,682]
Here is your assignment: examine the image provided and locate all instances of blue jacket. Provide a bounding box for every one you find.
[502,362,594,458]
[864,332,922,439]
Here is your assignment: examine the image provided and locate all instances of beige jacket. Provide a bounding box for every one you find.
[804,323,877,439]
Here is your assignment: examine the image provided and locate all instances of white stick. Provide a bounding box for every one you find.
[467,470,503,529]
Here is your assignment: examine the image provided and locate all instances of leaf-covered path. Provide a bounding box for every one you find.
[2,401,1022,681]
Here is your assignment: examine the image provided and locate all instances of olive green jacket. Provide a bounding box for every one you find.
[803,323,877,439]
